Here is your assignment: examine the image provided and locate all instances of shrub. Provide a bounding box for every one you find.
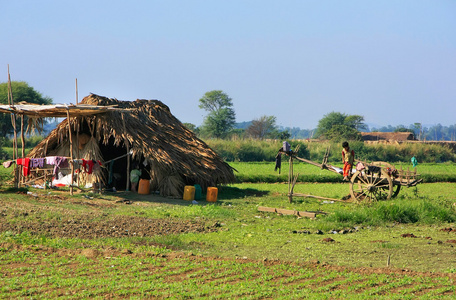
[207,139,455,163]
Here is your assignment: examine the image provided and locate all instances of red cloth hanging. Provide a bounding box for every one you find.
[16,158,31,176]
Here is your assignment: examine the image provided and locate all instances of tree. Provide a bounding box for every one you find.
[183,122,197,133]
[316,111,367,140]
[0,81,52,136]
[246,115,277,139]
[198,90,236,138]
[345,115,368,131]
[325,125,362,141]
[411,123,422,140]
[316,112,346,137]
[394,126,413,133]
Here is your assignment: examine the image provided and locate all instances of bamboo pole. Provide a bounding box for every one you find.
[288,155,293,203]
[75,119,80,186]
[20,115,25,158]
[291,193,349,203]
[7,65,19,188]
[75,78,78,105]
[121,113,131,191]
[75,78,80,186]
[20,115,25,185]
[66,109,74,195]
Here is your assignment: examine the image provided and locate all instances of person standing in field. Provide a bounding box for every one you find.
[130,164,141,192]
[342,141,355,181]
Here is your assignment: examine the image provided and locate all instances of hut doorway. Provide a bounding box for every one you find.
[98,137,139,191]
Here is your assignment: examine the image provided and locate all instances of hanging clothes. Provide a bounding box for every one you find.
[46,156,69,179]
[82,159,95,174]
[16,158,31,176]
[72,159,83,170]
[30,158,45,168]
[2,160,14,168]
[411,156,418,168]
[275,152,282,174]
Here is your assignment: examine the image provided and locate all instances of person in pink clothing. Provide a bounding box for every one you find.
[342,141,355,181]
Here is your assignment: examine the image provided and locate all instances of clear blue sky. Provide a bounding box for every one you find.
[1,0,455,130]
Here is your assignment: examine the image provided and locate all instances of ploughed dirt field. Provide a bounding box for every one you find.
[0,192,220,239]
[1,191,456,298]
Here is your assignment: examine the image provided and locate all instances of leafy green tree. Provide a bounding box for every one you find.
[183,122,197,133]
[278,131,291,140]
[394,126,413,133]
[246,115,277,139]
[325,125,362,141]
[0,81,52,136]
[198,90,236,138]
[345,115,368,131]
[316,112,347,137]
[316,111,366,141]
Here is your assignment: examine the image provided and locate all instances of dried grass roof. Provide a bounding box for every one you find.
[28,94,235,195]
[0,103,126,117]
[361,132,416,141]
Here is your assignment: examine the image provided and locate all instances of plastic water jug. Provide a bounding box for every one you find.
[206,187,218,202]
[183,185,195,201]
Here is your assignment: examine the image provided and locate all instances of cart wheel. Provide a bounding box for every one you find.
[371,161,401,198]
[392,184,401,198]
[349,169,393,203]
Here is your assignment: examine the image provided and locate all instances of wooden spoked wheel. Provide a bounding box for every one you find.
[392,184,401,198]
[349,169,393,203]
[371,161,401,198]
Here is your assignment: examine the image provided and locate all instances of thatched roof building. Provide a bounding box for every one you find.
[28,94,235,196]
[361,132,416,142]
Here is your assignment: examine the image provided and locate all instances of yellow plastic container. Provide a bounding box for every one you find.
[183,185,196,201]
[206,187,218,202]
[138,179,150,195]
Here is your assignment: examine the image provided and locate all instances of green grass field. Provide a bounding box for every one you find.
[1,162,456,298]
[229,161,456,183]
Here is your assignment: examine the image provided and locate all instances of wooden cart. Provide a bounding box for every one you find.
[281,148,422,203]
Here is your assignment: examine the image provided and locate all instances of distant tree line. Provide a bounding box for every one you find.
[188,92,456,142]
[1,84,453,144]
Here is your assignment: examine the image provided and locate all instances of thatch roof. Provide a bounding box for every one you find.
[0,103,126,117]
[361,132,416,142]
[28,94,235,197]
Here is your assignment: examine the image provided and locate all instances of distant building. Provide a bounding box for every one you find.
[361,132,416,142]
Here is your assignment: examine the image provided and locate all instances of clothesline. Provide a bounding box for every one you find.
[5,156,102,179]
[104,151,132,164]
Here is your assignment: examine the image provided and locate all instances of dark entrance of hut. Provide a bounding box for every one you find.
[76,120,142,192]
[99,138,130,191]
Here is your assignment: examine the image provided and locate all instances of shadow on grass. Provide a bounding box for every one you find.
[217,186,269,200]
[116,186,269,206]
[0,187,29,194]
[0,185,269,207]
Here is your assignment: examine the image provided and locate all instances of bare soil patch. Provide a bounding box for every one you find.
[0,192,219,239]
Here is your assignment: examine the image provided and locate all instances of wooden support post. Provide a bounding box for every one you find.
[121,113,131,191]
[7,66,19,188]
[288,155,293,203]
[20,115,25,159]
[75,118,80,187]
[75,78,78,105]
[293,193,349,203]
[66,109,74,196]
[20,115,25,185]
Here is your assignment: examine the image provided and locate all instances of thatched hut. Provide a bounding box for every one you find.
[28,94,235,196]
[361,132,416,142]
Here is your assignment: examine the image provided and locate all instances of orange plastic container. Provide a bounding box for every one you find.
[138,179,150,195]
[183,185,195,201]
[206,187,218,202]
